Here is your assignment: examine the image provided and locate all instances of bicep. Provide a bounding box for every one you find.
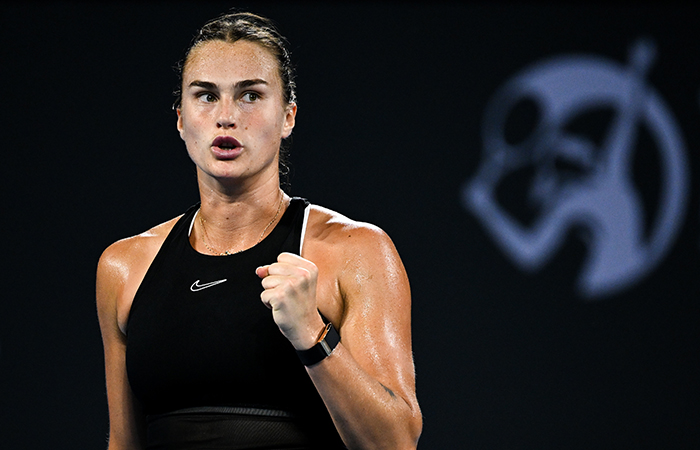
[337,229,417,405]
[96,250,147,449]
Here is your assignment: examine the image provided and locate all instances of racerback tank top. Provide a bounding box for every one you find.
[125,198,346,449]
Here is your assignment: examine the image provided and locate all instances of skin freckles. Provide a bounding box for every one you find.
[97,21,420,449]
[176,40,295,192]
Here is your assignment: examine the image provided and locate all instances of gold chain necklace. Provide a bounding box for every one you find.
[198,192,284,256]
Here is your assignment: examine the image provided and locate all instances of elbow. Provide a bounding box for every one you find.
[350,409,422,450]
[383,408,423,450]
[391,394,422,449]
[405,409,423,449]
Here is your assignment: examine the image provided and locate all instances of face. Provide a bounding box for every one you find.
[177,39,296,187]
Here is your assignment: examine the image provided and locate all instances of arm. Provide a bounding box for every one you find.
[96,242,147,449]
[257,220,422,449]
[309,225,421,449]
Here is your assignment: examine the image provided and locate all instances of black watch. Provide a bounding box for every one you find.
[296,322,340,366]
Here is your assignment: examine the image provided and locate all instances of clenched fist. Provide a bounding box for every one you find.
[256,252,327,350]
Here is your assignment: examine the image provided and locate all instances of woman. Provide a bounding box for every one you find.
[96,12,422,449]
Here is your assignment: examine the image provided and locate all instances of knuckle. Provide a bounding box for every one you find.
[281,278,297,293]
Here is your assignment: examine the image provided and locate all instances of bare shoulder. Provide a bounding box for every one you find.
[303,204,408,304]
[96,216,182,334]
[304,204,393,249]
[97,216,181,284]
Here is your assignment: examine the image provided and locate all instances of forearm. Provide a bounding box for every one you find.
[307,343,421,450]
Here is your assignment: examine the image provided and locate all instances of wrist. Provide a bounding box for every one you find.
[296,322,340,366]
[290,316,327,351]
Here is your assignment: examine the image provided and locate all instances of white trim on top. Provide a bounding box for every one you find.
[189,209,199,237]
[299,204,311,255]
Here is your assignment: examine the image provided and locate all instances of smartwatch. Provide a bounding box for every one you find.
[296,322,340,366]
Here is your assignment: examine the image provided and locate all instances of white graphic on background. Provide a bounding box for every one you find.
[190,279,228,292]
[462,38,689,298]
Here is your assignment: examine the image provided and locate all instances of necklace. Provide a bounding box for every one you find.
[198,192,284,256]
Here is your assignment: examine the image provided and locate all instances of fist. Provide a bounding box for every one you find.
[256,253,325,350]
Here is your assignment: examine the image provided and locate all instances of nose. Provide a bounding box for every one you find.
[216,99,236,129]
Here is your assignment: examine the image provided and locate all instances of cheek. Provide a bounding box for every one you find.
[179,119,204,153]
[246,111,284,138]
[180,113,205,138]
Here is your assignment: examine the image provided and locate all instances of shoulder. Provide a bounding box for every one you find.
[304,204,395,254]
[303,204,408,296]
[96,216,183,333]
[304,203,387,243]
[97,216,181,282]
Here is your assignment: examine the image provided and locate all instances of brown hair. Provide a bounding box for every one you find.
[174,11,297,189]
[173,11,296,109]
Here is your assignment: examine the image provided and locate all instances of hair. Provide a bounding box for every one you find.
[173,11,297,189]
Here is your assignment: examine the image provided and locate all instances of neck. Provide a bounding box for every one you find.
[192,174,288,255]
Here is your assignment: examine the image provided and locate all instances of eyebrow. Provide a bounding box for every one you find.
[188,79,269,90]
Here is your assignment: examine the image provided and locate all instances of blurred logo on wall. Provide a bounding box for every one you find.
[462,38,689,299]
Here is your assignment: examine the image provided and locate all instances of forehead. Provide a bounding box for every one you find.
[184,39,281,86]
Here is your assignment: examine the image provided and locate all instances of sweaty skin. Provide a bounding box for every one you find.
[97,39,421,450]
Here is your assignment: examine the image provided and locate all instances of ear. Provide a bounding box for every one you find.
[281,103,297,139]
[176,108,185,141]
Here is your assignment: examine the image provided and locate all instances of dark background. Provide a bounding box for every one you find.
[1,2,698,449]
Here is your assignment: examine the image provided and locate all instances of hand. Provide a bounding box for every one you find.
[256,252,326,350]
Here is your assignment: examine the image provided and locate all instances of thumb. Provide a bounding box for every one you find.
[256,265,270,278]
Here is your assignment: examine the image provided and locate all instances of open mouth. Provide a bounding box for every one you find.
[212,136,241,150]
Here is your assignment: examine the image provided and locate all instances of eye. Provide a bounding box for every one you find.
[241,92,260,103]
[197,92,217,103]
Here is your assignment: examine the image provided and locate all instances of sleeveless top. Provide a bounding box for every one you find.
[126,198,346,449]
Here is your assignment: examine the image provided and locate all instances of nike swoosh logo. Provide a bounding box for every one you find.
[190,279,228,292]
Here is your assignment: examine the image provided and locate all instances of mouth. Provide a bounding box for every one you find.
[212,136,242,149]
[211,136,242,159]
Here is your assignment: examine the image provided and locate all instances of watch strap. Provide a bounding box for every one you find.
[296,322,340,366]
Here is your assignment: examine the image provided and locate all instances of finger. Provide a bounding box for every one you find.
[277,252,303,263]
[260,291,274,309]
[277,252,317,272]
[265,262,293,276]
[261,290,288,312]
[266,262,311,280]
[256,265,270,278]
[261,276,286,290]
